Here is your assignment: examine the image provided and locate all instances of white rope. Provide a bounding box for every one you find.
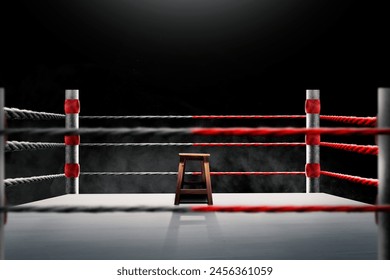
[4,107,64,120]
[4,174,65,187]
[5,141,64,152]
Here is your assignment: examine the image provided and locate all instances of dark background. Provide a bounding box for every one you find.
[1,0,387,205]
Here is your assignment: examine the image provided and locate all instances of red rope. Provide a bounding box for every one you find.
[190,115,377,127]
[191,205,390,212]
[320,142,378,155]
[192,115,306,119]
[191,127,390,136]
[3,205,390,213]
[193,142,378,156]
[191,171,305,176]
[193,142,306,147]
[320,171,378,187]
[321,115,377,127]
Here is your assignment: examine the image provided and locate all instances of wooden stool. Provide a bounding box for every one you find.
[174,153,213,205]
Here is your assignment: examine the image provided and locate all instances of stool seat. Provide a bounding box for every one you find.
[175,153,213,205]
[179,153,210,157]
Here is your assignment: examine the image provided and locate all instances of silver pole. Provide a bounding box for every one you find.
[65,90,80,194]
[0,88,5,259]
[378,87,390,259]
[305,89,320,193]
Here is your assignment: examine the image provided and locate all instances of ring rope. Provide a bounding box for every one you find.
[81,171,305,176]
[320,142,378,155]
[3,127,390,137]
[4,107,376,127]
[79,115,307,120]
[81,142,307,147]
[5,141,378,158]
[4,107,64,120]
[320,115,376,127]
[3,172,374,187]
[5,141,64,152]
[79,115,376,126]
[3,172,304,187]
[4,174,65,187]
[4,141,379,156]
[1,205,389,213]
[5,141,308,152]
[199,172,304,176]
[320,171,378,187]
[82,172,177,176]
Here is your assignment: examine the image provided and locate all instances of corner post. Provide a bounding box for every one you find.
[305,89,320,193]
[0,88,5,259]
[65,89,80,194]
[378,87,390,259]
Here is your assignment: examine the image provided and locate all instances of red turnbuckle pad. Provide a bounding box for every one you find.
[305,134,320,145]
[305,99,320,114]
[305,163,320,178]
[64,99,80,114]
[65,135,80,145]
[65,163,80,178]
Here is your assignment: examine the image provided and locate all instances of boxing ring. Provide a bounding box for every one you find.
[0,88,389,260]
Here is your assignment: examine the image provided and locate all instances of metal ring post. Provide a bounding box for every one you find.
[305,89,320,193]
[378,87,390,259]
[65,90,80,194]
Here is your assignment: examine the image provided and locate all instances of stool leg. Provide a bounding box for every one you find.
[203,159,213,205]
[200,160,206,184]
[175,158,186,205]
